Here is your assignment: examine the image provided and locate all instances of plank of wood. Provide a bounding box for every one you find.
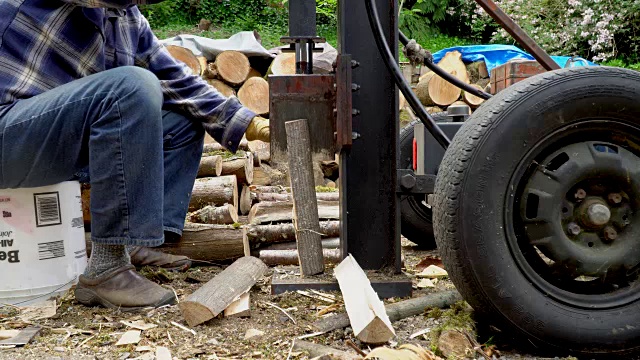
[188,176,238,212]
[334,254,395,344]
[224,292,251,318]
[160,222,244,261]
[248,200,338,225]
[245,221,340,247]
[197,155,223,177]
[189,204,239,225]
[313,290,462,334]
[179,256,267,327]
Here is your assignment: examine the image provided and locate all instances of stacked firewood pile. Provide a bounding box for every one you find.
[400,50,490,115]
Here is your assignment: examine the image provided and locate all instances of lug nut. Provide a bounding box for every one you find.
[603,226,618,242]
[575,188,587,201]
[608,193,623,205]
[567,222,581,236]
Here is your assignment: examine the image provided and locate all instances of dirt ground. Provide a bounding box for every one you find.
[0,239,578,360]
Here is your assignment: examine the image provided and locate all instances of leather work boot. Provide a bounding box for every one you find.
[129,246,191,272]
[75,265,177,311]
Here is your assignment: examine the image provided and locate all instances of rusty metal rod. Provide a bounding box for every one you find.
[475,0,560,71]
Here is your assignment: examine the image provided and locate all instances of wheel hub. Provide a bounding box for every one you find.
[519,141,640,279]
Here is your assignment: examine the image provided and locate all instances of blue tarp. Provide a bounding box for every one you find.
[431,45,598,75]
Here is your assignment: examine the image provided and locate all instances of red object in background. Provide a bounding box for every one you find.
[412,138,417,171]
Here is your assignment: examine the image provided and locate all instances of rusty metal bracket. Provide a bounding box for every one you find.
[475,0,560,71]
[335,54,354,152]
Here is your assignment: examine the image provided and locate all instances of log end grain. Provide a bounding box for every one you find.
[238,77,269,116]
[178,302,214,328]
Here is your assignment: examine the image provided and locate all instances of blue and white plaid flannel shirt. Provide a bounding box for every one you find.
[0,0,255,152]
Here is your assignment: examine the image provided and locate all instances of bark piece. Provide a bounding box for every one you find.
[160,223,244,261]
[248,200,338,225]
[462,84,486,108]
[238,77,269,116]
[189,176,238,212]
[116,330,141,346]
[189,204,238,225]
[313,290,462,333]
[254,249,341,266]
[205,51,250,86]
[244,221,340,247]
[207,79,236,98]
[197,155,223,177]
[286,119,324,275]
[221,155,253,185]
[335,254,395,344]
[224,292,251,318]
[165,45,201,76]
[179,256,267,327]
[197,56,208,76]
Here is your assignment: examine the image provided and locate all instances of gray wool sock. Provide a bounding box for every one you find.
[84,244,131,278]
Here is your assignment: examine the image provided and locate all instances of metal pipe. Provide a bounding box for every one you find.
[399,31,491,100]
[365,0,451,149]
[474,0,560,71]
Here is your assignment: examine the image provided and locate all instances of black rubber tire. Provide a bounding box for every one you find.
[433,66,640,357]
[399,112,448,248]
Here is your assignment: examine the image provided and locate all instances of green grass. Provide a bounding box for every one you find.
[601,58,640,71]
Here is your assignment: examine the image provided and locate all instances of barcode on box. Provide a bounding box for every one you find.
[38,240,65,260]
[34,192,62,227]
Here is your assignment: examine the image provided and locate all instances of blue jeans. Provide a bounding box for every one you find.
[0,67,204,247]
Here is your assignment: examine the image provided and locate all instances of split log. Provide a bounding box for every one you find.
[462,84,486,108]
[246,68,262,82]
[286,119,324,275]
[197,57,208,76]
[258,237,340,251]
[253,249,341,266]
[313,290,462,334]
[160,223,244,261]
[465,61,489,84]
[266,53,295,76]
[420,51,469,84]
[179,256,267,327]
[204,51,250,86]
[221,154,253,185]
[207,79,236,98]
[238,77,269,116]
[248,200,338,225]
[335,254,395,344]
[165,45,201,76]
[248,140,270,163]
[188,176,238,212]
[203,139,249,153]
[197,155,223,177]
[224,292,251,318]
[244,221,340,247]
[189,204,238,225]
[293,340,359,360]
[415,72,460,107]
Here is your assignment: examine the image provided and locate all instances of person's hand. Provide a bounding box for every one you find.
[246,116,270,142]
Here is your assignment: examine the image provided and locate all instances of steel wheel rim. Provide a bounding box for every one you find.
[505,119,640,309]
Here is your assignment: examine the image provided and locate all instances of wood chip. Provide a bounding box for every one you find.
[135,346,154,352]
[296,331,326,340]
[409,328,431,339]
[156,346,172,360]
[0,327,41,346]
[417,279,436,288]
[416,265,448,278]
[17,300,57,322]
[415,255,444,272]
[244,328,265,340]
[0,330,20,340]
[170,321,197,336]
[121,320,157,331]
[116,330,141,346]
[296,290,335,303]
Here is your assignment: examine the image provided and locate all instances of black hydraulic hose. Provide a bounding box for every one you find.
[399,31,492,100]
[364,0,451,149]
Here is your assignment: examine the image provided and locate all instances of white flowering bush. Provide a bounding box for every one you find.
[445,0,640,62]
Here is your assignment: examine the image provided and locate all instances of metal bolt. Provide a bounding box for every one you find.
[575,188,587,200]
[352,109,360,116]
[352,132,361,140]
[603,226,618,242]
[351,60,360,69]
[351,83,361,92]
[400,174,416,190]
[608,193,623,205]
[567,222,582,236]
[587,203,611,226]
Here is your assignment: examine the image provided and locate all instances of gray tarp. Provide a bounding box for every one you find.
[159,31,273,61]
